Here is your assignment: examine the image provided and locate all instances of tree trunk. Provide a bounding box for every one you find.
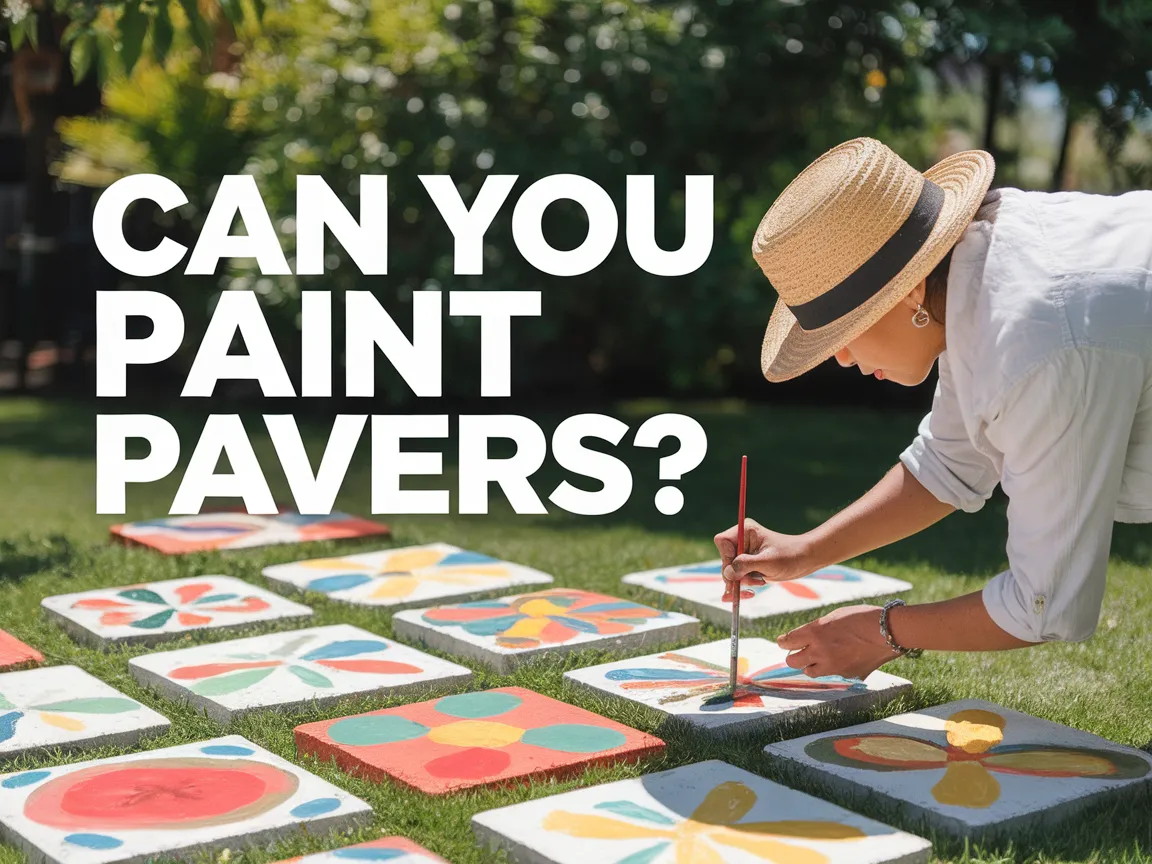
[982,58,1002,165]
[1052,97,1074,191]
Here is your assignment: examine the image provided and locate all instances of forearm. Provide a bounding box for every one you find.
[801,463,955,569]
[887,591,1037,651]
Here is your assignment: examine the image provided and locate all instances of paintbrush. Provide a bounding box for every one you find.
[704,454,747,708]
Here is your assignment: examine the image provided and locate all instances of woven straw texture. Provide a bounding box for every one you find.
[753,138,994,382]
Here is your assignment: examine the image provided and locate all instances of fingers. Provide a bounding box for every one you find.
[777,620,816,650]
[784,646,811,670]
[720,582,758,604]
[714,518,761,566]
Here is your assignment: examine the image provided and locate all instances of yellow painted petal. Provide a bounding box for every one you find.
[383,549,444,572]
[501,617,551,639]
[736,656,749,676]
[735,821,867,840]
[932,762,1000,808]
[427,720,523,748]
[541,811,672,840]
[432,564,510,578]
[691,781,757,824]
[945,709,1005,753]
[369,576,419,599]
[300,557,365,570]
[710,828,830,864]
[675,834,724,864]
[428,573,497,585]
[517,599,569,618]
[983,749,1119,776]
[852,736,949,765]
[39,713,85,732]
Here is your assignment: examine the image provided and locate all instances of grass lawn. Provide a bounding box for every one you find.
[0,396,1149,864]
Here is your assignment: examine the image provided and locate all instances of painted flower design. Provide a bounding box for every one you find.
[806,708,1152,809]
[0,692,140,743]
[605,652,863,707]
[420,589,668,649]
[167,634,423,696]
[544,780,865,863]
[657,564,861,601]
[71,582,271,630]
[300,548,513,601]
[115,512,389,554]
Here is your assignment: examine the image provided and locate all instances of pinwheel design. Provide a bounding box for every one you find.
[657,564,861,601]
[113,512,389,554]
[543,780,865,863]
[299,548,515,601]
[166,634,424,697]
[0,691,141,743]
[419,589,668,649]
[71,582,271,630]
[605,652,863,707]
[805,708,1152,809]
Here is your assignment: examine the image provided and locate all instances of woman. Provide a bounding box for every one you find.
[716,137,1152,680]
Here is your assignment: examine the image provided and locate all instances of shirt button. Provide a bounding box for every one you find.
[1033,595,1046,614]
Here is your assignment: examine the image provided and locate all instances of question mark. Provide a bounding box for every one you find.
[633,413,708,515]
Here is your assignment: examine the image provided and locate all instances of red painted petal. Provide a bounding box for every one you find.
[99,611,136,626]
[203,598,271,614]
[315,659,423,675]
[176,612,213,626]
[782,582,820,599]
[174,583,215,605]
[169,661,282,680]
[74,599,131,610]
[424,746,511,780]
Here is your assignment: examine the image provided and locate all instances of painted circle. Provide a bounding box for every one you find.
[426,721,523,749]
[520,724,627,753]
[434,691,522,719]
[424,746,512,780]
[327,715,428,747]
[23,758,299,831]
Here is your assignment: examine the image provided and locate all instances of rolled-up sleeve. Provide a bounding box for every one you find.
[981,350,1144,643]
[900,356,1000,513]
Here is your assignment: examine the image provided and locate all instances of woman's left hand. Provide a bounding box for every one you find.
[777,604,902,680]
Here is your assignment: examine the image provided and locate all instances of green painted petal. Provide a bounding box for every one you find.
[0,693,14,710]
[32,698,140,714]
[189,667,276,696]
[287,665,333,689]
[521,723,627,753]
[130,609,175,629]
[118,589,167,605]
[594,800,676,825]
[327,715,428,746]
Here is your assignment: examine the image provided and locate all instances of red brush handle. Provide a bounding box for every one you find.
[729,455,747,694]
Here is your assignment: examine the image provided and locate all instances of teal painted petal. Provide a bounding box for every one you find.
[189,667,276,696]
[190,593,239,605]
[130,609,175,629]
[594,800,676,826]
[435,691,522,719]
[200,744,254,756]
[301,640,389,661]
[521,723,627,753]
[0,693,13,710]
[290,797,341,818]
[327,715,427,746]
[0,713,23,744]
[65,834,123,851]
[118,589,167,605]
[2,770,50,788]
[32,697,139,714]
[287,665,333,688]
[617,843,671,864]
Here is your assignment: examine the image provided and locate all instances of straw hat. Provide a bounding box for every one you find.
[753,138,994,382]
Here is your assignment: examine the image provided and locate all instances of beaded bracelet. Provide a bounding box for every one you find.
[880,599,922,659]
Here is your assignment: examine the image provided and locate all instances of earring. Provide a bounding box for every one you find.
[912,304,931,328]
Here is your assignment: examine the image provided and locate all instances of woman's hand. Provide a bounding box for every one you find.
[713,519,815,603]
[777,604,900,679]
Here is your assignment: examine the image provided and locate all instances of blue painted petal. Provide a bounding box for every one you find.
[680,563,723,574]
[65,834,123,850]
[200,744,255,756]
[753,666,807,681]
[437,550,500,567]
[617,842,672,864]
[333,849,405,861]
[607,669,715,682]
[306,574,373,594]
[594,800,677,825]
[0,712,22,744]
[190,593,239,605]
[807,566,863,582]
[301,640,389,661]
[2,770,50,789]
[290,797,342,818]
[548,616,602,634]
[571,602,647,613]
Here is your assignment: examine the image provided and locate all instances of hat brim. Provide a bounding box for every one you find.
[759,149,995,383]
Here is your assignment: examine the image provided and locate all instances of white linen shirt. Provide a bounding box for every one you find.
[900,187,1152,643]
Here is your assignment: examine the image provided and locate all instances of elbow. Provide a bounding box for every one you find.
[1041,615,1099,644]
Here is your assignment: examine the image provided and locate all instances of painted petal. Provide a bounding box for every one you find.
[99,611,137,627]
[680,563,723,574]
[301,640,390,661]
[176,612,213,627]
[607,668,717,682]
[615,844,672,864]
[540,811,672,840]
[117,588,168,605]
[268,635,316,658]
[805,735,949,771]
[32,698,139,714]
[72,598,131,610]
[169,661,281,681]
[944,709,1006,753]
[288,665,333,688]
[499,616,553,641]
[547,615,603,635]
[932,762,1001,808]
[433,564,509,578]
[189,667,277,696]
[674,834,725,864]
[0,693,13,710]
[691,780,757,824]
[0,711,22,743]
[382,549,444,571]
[423,604,515,624]
[593,801,677,826]
[709,828,831,863]
[436,550,501,567]
[658,653,727,674]
[204,597,271,614]
[299,557,368,570]
[984,745,1151,779]
[129,609,175,629]
[188,593,240,605]
[576,602,661,618]
[316,659,423,675]
[780,582,820,599]
[306,574,373,594]
[734,821,866,840]
[367,576,421,599]
[174,583,215,604]
[39,713,85,731]
[808,568,862,582]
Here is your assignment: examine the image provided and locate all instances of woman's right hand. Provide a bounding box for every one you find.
[713,519,815,603]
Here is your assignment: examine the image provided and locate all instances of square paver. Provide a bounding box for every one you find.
[130,624,473,724]
[295,686,665,795]
[473,758,932,864]
[622,561,912,625]
[263,543,554,611]
[565,638,911,736]
[42,576,313,648]
[0,665,169,759]
[0,735,372,864]
[0,630,42,671]
[271,836,447,862]
[392,588,699,673]
[111,511,390,554]
[764,699,1152,838]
